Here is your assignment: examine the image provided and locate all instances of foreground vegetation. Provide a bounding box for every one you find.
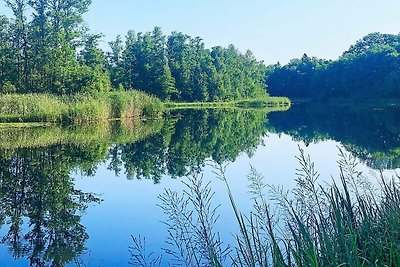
[0,91,162,123]
[131,148,400,266]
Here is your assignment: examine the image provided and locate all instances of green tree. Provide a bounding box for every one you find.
[108,35,125,88]
[4,0,29,91]
[0,16,17,92]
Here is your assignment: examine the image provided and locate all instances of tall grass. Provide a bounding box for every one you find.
[0,93,68,122]
[0,91,163,123]
[221,148,400,266]
[131,147,400,266]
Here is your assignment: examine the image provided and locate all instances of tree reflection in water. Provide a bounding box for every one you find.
[0,145,102,266]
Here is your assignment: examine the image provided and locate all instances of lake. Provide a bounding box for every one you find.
[0,103,399,266]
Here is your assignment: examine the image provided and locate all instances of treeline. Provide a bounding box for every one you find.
[108,28,267,101]
[0,0,267,101]
[266,33,400,100]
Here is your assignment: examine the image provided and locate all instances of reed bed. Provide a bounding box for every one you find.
[0,91,163,123]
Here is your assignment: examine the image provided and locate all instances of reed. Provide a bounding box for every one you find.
[224,147,400,266]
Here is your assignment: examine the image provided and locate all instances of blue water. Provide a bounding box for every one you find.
[0,106,398,266]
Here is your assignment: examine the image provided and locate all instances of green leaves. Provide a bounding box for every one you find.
[112,27,268,102]
[267,32,400,100]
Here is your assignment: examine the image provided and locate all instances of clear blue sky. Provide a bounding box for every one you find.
[2,0,400,64]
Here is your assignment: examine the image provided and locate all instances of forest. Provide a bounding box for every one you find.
[0,0,267,102]
[266,32,400,100]
[1,0,398,109]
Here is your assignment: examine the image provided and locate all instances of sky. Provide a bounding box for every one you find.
[1,0,400,64]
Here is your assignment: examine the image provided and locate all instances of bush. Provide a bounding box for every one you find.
[0,81,16,94]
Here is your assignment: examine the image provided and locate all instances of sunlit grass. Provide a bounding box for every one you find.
[0,91,163,123]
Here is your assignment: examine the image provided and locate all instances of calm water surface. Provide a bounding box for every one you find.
[0,104,399,266]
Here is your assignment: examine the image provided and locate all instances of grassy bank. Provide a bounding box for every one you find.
[164,96,291,110]
[0,91,163,123]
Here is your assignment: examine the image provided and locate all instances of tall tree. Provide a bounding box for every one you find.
[108,35,124,88]
[123,27,176,99]
[0,16,16,92]
[4,0,29,91]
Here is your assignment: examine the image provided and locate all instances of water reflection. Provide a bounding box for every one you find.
[0,145,102,266]
[110,109,269,182]
[0,105,399,265]
[267,103,400,169]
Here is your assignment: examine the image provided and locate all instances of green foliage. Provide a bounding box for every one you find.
[60,64,111,94]
[267,33,400,100]
[2,2,270,101]
[1,0,109,95]
[121,27,177,99]
[0,81,17,94]
[111,27,268,102]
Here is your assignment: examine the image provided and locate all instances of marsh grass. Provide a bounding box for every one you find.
[130,174,230,266]
[0,91,163,123]
[221,147,400,266]
[131,147,400,266]
[0,93,67,122]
